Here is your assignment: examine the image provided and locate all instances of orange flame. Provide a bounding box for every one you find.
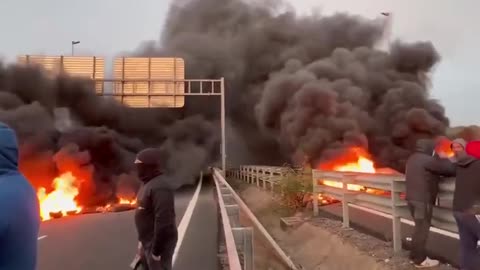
[119,198,137,205]
[319,147,376,173]
[435,136,454,158]
[318,147,375,191]
[37,172,82,221]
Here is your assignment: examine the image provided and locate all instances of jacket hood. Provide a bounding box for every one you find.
[0,122,19,174]
[135,148,165,182]
[415,138,435,155]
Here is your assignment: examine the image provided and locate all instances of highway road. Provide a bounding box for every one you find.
[37,177,219,270]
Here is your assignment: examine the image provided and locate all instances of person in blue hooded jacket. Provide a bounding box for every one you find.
[0,122,40,270]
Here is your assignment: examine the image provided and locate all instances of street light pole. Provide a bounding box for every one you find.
[381,12,393,49]
[220,77,226,173]
[71,41,80,56]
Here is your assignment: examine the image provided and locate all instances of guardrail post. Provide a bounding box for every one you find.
[232,228,254,270]
[269,170,274,192]
[256,167,260,187]
[223,194,235,205]
[262,169,267,189]
[342,176,350,228]
[391,181,402,253]
[243,228,254,270]
[313,173,319,217]
[226,204,240,227]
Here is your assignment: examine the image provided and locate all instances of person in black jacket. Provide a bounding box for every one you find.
[134,148,177,270]
[405,138,452,268]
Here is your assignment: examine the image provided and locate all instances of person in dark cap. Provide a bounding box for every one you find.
[134,148,177,270]
[0,122,40,270]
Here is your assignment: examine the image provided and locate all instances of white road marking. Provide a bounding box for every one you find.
[172,174,203,265]
[37,235,47,240]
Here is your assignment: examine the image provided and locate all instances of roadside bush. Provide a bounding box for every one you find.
[278,167,313,210]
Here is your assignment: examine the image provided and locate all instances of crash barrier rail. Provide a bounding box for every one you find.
[213,168,251,270]
[213,168,299,270]
[230,166,459,253]
[233,165,303,192]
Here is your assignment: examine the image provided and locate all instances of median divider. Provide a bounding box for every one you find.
[213,168,299,270]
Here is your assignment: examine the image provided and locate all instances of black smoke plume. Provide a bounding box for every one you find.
[0,0,449,206]
[143,0,448,171]
[0,65,219,206]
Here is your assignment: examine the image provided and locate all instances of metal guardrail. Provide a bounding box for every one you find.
[235,165,300,191]
[233,165,460,254]
[213,168,252,270]
[214,168,299,270]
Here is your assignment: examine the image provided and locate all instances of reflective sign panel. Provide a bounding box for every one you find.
[17,55,105,93]
[113,57,185,108]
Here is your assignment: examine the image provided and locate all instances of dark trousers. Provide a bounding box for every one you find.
[408,201,434,264]
[453,212,480,270]
[142,234,178,270]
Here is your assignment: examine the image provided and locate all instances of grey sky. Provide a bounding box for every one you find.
[0,0,477,126]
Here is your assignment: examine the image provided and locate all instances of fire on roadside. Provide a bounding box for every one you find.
[37,172,82,221]
[37,171,138,221]
[316,147,390,205]
[119,198,137,206]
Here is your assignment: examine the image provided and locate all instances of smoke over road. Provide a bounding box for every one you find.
[142,0,448,170]
[0,66,218,206]
[0,0,448,205]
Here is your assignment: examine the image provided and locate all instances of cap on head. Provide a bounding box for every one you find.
[451,138,467,150]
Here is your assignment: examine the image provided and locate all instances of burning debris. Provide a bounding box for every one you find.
[37,172,82,221]
[315,146,400,205]
[0,63,218,220]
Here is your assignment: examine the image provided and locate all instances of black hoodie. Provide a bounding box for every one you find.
[134,148,177,256]
[405,139,449,204]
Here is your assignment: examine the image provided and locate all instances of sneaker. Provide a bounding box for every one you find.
[414,257,439,268]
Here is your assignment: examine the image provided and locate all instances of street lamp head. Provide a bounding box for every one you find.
[72,41,80,45]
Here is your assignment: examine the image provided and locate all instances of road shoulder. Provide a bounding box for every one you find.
[233,181,456,270]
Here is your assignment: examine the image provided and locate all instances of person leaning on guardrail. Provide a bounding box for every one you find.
[134,148,177,270]
[405,138,449,268]
[0,122,40,270]
[446,139,480,270]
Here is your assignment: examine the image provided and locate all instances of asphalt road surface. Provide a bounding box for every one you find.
[37,177,219,270]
